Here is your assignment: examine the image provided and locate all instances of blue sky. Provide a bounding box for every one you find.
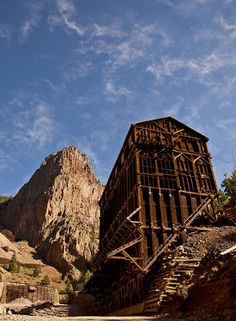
[1,0,236,195]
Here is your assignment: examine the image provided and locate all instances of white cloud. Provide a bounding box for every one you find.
[76,22,171,70]
[216,118,236,140]
[61,60,93,81]
[104,80,132,103]
[163,97,184,117]
[48,0,84,35]
[43,79,61,92]
[1,93,56,149]
[146,53,236,82]
[146,58,185,80]
[0,149,12,171]
[93,23,124,38]
[26,103,55,147]
[0,24,12,41]
[223,0,236,3]
[111,23,171,67]
[19,2,44,41]
[217,15,236,39]
[159,0,211,13]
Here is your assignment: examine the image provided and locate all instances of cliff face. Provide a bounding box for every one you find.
[0,146,103,279]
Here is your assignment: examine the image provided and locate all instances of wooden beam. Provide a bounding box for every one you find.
[186,226,213,231]
[220,244,236,256]
[107,236,143,258]
[122,250,146,272]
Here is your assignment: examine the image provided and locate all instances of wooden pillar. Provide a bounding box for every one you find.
[149,188,159,253]
[159,191,168,242]
[180,194,188,222]
[169,193,178,225]
[173,154,184,224]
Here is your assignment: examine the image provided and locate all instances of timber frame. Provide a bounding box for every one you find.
[91,116,220,315]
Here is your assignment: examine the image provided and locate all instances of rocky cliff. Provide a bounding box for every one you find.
[0,146,103,279]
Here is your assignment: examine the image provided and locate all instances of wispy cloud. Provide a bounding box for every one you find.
[159,0,211,14]
[60,60,93,81]
[146,53,236,83]
[76,22,171,70]
[19,2,44,42]
[0,24,12,41]
[0,149,13,171]
[92,23,124,38]
[216,118,236,140]
[217,15,236,39]
[1,93,56,149]
[104,80,132,103]
[163,97,184,117]
[48,0,83,35]
[25,103,55,147]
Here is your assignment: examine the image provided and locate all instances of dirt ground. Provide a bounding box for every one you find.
[0,315,163,321]
[0,315,227,321]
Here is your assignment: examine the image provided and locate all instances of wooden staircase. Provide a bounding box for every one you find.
[93,207,143,271]
[143,194,223,314]
[144,256,201,314]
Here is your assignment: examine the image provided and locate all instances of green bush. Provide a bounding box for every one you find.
[41,275,50,286]
[9,253,20,273]
[0,196,12,204]
[221,169,236,206]
[82,270,93,284]
[33,266,41,277]
[66,282,74,293]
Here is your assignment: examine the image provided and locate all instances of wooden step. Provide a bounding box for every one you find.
[167,281,180,286]
[144,296,159,305]
[144,307,158,313]
[163,277,178,281]
[178,263,200,268]
[166,285,178,290]
[164,289,176,294]
[173,258,200,262]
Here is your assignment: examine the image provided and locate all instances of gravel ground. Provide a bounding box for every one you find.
[176,226,236,259]
[0,316,172,321]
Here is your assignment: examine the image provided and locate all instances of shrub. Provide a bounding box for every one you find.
[66,282,74,293]
[33,266,41,277]
[41,275,50,286]
[9,253,20,273]
[82,270,93,284]
[221,169,236,206]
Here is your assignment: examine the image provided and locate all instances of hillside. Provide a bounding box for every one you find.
[0,231,65,290]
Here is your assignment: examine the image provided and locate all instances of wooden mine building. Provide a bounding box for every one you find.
[91,116,219,315]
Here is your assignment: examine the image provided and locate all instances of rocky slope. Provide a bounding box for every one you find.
[0,146,103,279]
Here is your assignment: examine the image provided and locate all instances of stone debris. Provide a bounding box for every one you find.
[176,226,236,260]
[7,298,32,305]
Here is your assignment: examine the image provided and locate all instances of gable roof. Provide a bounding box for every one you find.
[133,116,209,141]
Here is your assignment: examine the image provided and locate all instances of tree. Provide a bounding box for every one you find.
[33,266,41,277]
[66,282,74,293]
[41,275,50,286]
[9,253,20,273]
[221,169,236,206]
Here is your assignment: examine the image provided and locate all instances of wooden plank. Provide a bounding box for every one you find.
[107,236,143,258]
[220,244,236,256]
[122,250,146,273]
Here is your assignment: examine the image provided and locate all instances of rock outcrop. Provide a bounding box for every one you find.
[0,146,103,279]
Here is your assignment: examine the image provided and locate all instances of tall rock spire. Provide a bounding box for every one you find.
[0,146,103,279]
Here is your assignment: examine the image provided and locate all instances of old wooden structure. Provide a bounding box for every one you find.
[92,117,219,315]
